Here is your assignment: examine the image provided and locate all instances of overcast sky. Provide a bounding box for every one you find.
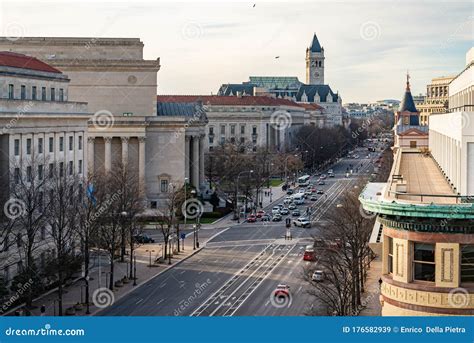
[1,0,472,102]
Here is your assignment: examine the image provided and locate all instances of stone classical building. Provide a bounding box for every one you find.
[156,95,315,152]
[0,51,90,284]
[393,75,428,150]
[0,37,207,207]
[418,76,454,125]
[217,34,343,127]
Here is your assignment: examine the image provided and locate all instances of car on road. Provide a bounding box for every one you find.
[272,214,282,221]
[291,209,301,217]
[329,173,335,178]
[261,214,271,222]
[312,270,325,282]
[280,207,290,215]
[133,234,155,244]
[316,189,324,194]
[288,203,296,210]
[310,195,317,201]
[303,247,316,261]
[311,187,317,192]
[271,206,281,215]
[286,188,294,195]
[293,217,311,228]
[256,210,265,218]
[304,189,312,196]
[247,214,257,223]
[318,181,325,185]
[273,284,290,298]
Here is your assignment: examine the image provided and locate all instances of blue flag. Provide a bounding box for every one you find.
[86,183,97,206]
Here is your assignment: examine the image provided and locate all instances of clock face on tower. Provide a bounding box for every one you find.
[314,71,320,77]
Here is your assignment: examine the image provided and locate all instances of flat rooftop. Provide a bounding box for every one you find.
[386,149,457,204]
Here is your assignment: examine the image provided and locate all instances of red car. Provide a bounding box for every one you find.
[256,210,265,218]
[247,215,257,223]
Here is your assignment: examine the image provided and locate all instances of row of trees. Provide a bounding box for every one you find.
[0,157,146,316]
[304,181,375,316]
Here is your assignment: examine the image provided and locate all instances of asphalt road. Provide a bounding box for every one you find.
[99,143,386,316]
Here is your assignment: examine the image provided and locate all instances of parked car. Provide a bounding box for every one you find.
[133,234,155,244]
[312,270,325,282]
[247,215,257,223]
[310,195,318,201]
[280,207,290,215]
[256,210,265,218]
[293,217,311,228]
[291,209,301,217]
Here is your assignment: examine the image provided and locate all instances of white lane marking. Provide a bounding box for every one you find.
[135,298,143,305]
[198,270,204,274]
[156,299,164,306]
[159,282,167,288]
[180,270,186,274]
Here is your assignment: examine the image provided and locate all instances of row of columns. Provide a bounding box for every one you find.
[185,134,205,189]
[87,136,146,187]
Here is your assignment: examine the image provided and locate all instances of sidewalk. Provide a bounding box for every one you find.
[359,255,382,316]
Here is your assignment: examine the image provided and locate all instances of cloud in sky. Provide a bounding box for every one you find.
[1,0,472,102]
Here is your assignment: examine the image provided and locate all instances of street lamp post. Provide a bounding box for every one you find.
[191,189,197,249]
[145,249,155,267]
[133,255,137,286]
[236,170,254,223]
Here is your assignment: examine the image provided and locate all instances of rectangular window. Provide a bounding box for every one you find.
[220,125,225,135]
[14,139,20,156]
[59,162,64,177]
[78,136,83,150]
[252,126,257,135]
[41,87,46,101]
[230,125,235,135]
[32,86,37,100]
[26,166,32,182]
[160,179,169,193]
[14,168,20,184]
[49,163,54,178]
[461,245,474,283]
[49,137,54,153]
[50,88,55,101]
[413,243,435,282]
[78,160,83,174]
[68,161,73,175]
[387,237,393,274]
[59,88,64,102]
[69,136,74,151]
[209,127,214,135]
[240,137,245,144]
[8,84,14,99]
[220,137,225,145]
[20,85,26,100]
[241,125,245,134]
[38,164,43,180]
[59,137,64,152]
[209,136,214,144]
[38,138,43,154]
[26,138,32,155]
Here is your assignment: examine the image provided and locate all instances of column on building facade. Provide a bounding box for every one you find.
[87,137,95,174]
[138,136,146,191]
[185,136,190,182]
[121,136,129,167]
[192,135,200,188]
[199,134,205,185]
[104,136,112,173]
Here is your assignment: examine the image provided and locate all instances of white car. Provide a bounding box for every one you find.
[272,206,281,215]
[293,217,311,228]
[312,270,325,282]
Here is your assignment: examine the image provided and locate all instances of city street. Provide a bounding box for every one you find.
[99,144,383,316]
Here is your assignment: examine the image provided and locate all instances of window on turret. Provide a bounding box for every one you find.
[413,243,435,282]
[387,237,393,274]
[461,245,474,283]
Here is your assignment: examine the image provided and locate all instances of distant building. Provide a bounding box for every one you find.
[0,51,90,285]
[217,34,343,127]
[418,76,454,125]
[393,75,428,150]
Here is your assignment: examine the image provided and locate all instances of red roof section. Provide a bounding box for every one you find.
[0,51,62,74]
[298,102,324,111]
[156,95,303,108]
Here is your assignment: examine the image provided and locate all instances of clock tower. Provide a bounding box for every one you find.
[306,33,325,85]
